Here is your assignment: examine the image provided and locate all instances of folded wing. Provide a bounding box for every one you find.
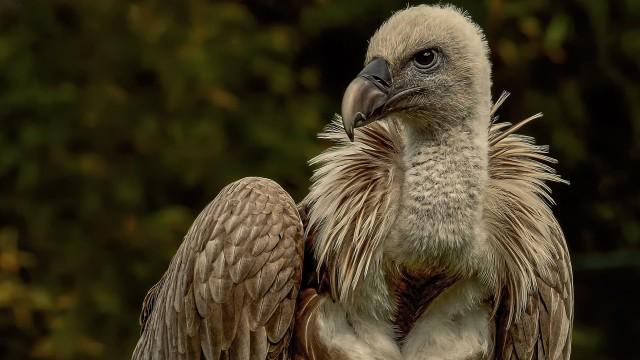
[132,177,304,360]
[496,233,573,360]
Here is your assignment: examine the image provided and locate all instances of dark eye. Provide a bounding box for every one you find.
[413,48,441,70]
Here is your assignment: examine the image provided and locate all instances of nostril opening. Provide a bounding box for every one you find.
[371,75,391,88]
[361,74,391,93]
[358,57,392,91]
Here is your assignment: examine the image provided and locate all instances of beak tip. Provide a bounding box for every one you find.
[344,119,354,142]
[343,112,365,142]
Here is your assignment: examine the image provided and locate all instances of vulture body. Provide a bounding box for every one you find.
[133,4,573,360]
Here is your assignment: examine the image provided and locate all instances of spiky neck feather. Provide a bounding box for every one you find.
[303,96,564,325]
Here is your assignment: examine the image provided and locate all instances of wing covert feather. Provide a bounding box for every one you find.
[133,177,304,360]
[496,228,573,360]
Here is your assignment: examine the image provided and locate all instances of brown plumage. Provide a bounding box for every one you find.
[132,178,304,360]
[132,4,572,360]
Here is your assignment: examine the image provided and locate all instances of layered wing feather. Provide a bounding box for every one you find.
[494,245,573,360]
[132,177,304,360]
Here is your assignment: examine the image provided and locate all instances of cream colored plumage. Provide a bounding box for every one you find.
[133,4,572,360]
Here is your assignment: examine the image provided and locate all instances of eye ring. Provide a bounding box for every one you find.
[413,48,441,71]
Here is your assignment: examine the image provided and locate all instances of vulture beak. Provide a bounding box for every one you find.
[341,57,392,141]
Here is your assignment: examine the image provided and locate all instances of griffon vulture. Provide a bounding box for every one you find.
[132,4,573,360]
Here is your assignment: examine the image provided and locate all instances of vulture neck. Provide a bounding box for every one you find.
[389,106,493,279]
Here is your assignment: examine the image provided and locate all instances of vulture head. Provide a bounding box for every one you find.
[342,5,491,140]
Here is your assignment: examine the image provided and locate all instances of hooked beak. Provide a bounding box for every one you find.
[341,57,392,141]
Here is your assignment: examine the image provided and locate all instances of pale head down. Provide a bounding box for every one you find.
[342,5,493,137]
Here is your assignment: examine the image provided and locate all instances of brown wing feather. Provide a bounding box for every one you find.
[132,177,304,360]
[291,288,332,360]
[496,234,573,360]
[139,274,165,333]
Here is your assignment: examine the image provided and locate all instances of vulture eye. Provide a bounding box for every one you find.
[413,48,441,71]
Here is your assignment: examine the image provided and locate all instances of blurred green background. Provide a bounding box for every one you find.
[1,0,638,358]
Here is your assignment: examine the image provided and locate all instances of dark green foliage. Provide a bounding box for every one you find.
[0,0,638,358]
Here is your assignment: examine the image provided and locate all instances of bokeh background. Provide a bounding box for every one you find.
[1,0,638,358]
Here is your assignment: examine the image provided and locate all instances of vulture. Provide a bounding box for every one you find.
[132,4,573,360]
